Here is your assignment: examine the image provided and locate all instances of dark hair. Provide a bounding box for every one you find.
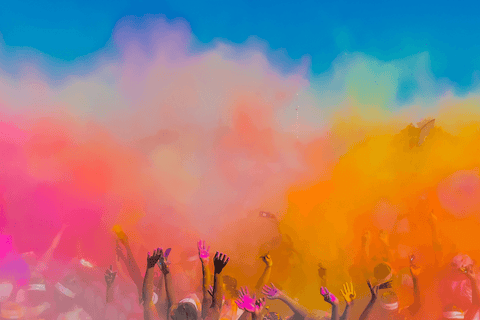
[172,302,198,320]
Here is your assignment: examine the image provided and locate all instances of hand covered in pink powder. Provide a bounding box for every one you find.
[198,240,210,261]
[262,283,282,300]
[320,287,338,306]
[235,287,256,312]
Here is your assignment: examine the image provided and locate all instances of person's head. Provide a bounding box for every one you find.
[374,262,393,283]
[451,254,474,273]
[171,294,201,320]
[442,304,465,320]
[53,274,82,312]
[379,290,399,314]
[171,302,198,320]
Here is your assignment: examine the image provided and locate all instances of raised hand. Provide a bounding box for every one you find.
[198,240,210,261]
[262,254,273,267]
[262,283,281,300]
[157,248,171,269]
[213,252,229,274]
[340,282,356,305]
[253,298,267,315]
[367,280,379,302]
[320,287,338,306]
[157,249,171,274]
[409,255,422,278]
[105,265,117,286]
[235,287,257,312]
[147,248,162,269]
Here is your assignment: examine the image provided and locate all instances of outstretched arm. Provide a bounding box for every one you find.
[118,233,144,301]
[262,284,309,320]
[255,254,273,294]
[212,252,229,310]
[158,250,176,314]
[359,281,379,320]
[408,256,421,315]
[320,287,339,320]
[36,224,67,272]
[235,289,266,320]
[198,240,212,318]
[339,282,356,320]
[105,265,117,304]
[143,249,162,320]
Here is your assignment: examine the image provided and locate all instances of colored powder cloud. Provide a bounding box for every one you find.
[1,14,480,311]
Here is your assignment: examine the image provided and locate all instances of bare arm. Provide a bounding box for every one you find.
[158,253,175,314]
[117,234,144,301]
[105,265,117,304]
[36,225,67,272]
[198,240,213,318]
[125,241,145,298]
[408,257,421,315]
[255,255,272,293]
[212,253,229,310]
[339,282,356,320]
[359,281,378,320]
[143,249,162,320]
[262,284,308,319]
[320,287,339,320]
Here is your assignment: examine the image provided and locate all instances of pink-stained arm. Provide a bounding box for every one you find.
[320,287,339,320]
[198,240,213,318]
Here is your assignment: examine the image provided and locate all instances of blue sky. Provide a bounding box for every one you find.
[1,0,479,90]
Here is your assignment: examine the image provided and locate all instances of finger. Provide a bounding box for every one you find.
[367,280,372,290]
[350,282,354,292]
[340,289,345,297]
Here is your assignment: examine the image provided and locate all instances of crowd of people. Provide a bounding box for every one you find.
[1,208,480,320]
